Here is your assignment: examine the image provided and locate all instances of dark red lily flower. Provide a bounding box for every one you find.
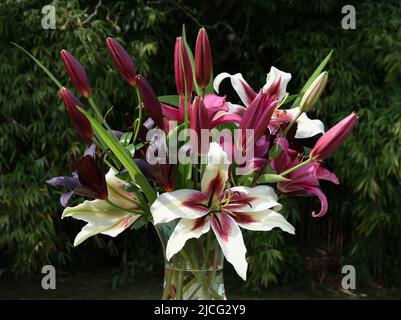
[73,155,108,200]
[136,75,164,128]
[106,37,137,87]
[60,50,91,98]
[46,146,107,206]
[174,37,193,97]
[311,112,357,161]
[60,87,93,143]
[195,27,212,89]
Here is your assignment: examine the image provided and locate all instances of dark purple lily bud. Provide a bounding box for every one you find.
[174,37,193,97]
[190,96,210,155]
[60,87,93,143]
[60,50,91,98]
[195,27,212,90]
[106,37,137,87]
[136,75,164,128]
[74,155,108,200]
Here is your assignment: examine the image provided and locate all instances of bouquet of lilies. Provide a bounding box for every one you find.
[17,26,357,299]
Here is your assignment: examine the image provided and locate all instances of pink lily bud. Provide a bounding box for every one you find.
[106,37,137,87]
[136,75,164,128]
[60,87,93,143]
[190,96,210,155]
[174,37,193,97]
[195,27,212,89]
[60,50,91,98]
[310,112,357,160]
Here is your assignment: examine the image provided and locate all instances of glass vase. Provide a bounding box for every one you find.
[155,221,226,300]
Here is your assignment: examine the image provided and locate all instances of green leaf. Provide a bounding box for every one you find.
[119,132,133,146]
[12,42,63,89]
[293,50,333,108]
[279,94,298,107]
[256,174,290,184]
[158,95,180,107]
[237,173,256,187]
[130,216,149,230]
[78,107,156,203]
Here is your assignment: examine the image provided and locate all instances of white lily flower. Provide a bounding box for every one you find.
[285,107,325,139]
[213,66,291,108]
[150,142,295,280]
[62,169,142,246]
[262,66,292,101]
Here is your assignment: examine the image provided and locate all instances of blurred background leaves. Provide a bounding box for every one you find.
[0,0,400,289]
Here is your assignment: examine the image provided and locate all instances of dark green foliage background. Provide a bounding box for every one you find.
[1,0,400,288]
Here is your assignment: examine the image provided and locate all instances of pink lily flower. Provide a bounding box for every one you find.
[272,138,339,217]
[214,67,325,139]
[150,142,295,280]
[161,94,240,128]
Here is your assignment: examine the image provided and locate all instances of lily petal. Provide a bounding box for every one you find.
[105,169,140,209]
[235,210,295,234]
[211,102,246,127]
[166,216,211,261]
[305,187,329,218]
[211,212,248,280]
[63,199,140,246]
[286,107,325,139]
[201,142,230,201]
[213,72,256,107]
[150,190,209,224]
[226,185,282,212]
[263,66,291,101]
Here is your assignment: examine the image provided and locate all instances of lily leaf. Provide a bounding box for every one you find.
[79,107,156,203]
[158,95,180,107]
[293,50,333,108]
[12,42,63,89]
[256,174,290,184]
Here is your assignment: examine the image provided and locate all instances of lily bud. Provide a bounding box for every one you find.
[60,87,93,143]
[195,27,212,89]
[310,112,357,161]
[106,37,137,87]
[300,71,328,113]
[136,75,164,128]
[190,96,210,155]
[60,50,91,98]
[174,37,193,97]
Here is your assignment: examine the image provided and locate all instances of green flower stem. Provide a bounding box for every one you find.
[283,108,302,137]
[87,97,105,125]
[280,157,313,176]
[133,88,143,144]
[162,268,173,300]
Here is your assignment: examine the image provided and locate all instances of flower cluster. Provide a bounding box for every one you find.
[41,27,357,281]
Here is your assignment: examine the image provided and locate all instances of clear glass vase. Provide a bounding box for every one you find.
[155,221,226,300]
